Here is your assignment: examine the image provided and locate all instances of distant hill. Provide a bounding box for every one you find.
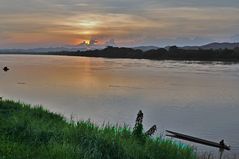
[182,42,239,50]
[1,45,239,62]
[0,47,84,53]
[1,42,239,54]
[139,42,239,51]
[201,42,239,49]
[0,45,105,53]
[78,46,239,62]
[133,46,159,51]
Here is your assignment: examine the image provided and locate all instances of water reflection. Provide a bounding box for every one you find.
[0,55,239,155]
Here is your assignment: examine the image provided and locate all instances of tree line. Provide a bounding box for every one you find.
[76,46,239,62]
[1,46,239,62]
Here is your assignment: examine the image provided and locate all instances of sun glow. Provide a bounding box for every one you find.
[84,40,90,45]
[78,20,99,28]
[81,30,95,35]
[72,39,91,45]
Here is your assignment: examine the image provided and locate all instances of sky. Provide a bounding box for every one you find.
[0,0,239,48]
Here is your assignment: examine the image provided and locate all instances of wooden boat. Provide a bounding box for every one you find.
[166,130,230,150]
[3,66,9,72]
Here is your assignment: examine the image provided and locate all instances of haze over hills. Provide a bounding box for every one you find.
[182,42,239,50]
[1,42,239,62]
[0,42,239,53]
[134,42,239,51]
[0,45,104,53]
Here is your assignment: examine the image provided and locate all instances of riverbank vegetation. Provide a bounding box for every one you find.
[1,46,239,62]
[0,99,196,159]
[78,46,239,62]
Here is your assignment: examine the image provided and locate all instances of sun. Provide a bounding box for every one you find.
[84,40,90,45]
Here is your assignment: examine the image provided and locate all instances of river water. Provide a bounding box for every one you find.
[0,55,239,156]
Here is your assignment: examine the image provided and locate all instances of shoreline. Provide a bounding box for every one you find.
[0,99,196,159]
[1,46,239,63]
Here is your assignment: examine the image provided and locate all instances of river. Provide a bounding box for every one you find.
[0,55,239,156]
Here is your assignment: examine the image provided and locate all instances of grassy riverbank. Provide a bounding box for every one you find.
[0,99,196,159]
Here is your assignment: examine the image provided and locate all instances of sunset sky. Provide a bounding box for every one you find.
[0,0,239,48]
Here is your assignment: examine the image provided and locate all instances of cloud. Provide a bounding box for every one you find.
[105,39,116,47]
[0,0,239,48]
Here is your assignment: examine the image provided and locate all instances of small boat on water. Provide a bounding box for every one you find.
[166,130,230,151]
[3,66,9,72]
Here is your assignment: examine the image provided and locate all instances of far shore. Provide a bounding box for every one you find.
[1,46,239,62]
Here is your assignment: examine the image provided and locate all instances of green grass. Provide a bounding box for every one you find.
[0,99,196,159]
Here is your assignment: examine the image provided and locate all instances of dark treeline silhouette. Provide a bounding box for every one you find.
[1,46,239,62]
[77,46,239,62]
